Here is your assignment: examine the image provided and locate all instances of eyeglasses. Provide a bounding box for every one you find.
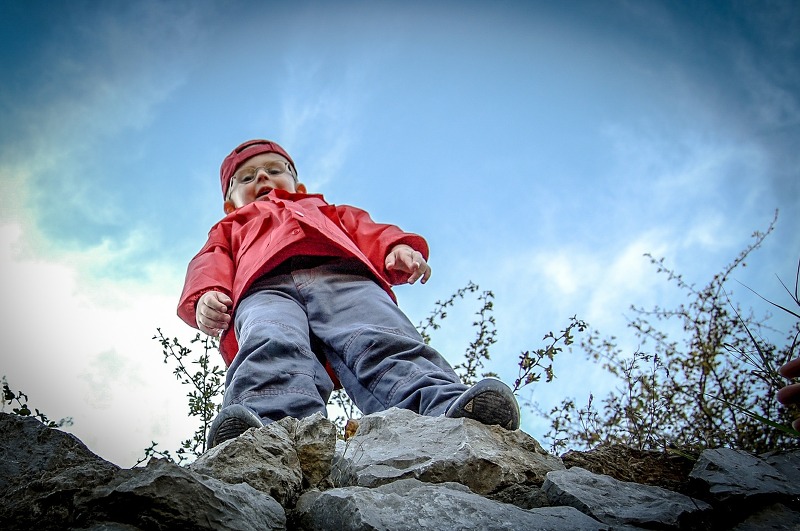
[232,161,294,186]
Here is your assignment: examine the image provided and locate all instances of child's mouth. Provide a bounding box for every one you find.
[256,188,273,199]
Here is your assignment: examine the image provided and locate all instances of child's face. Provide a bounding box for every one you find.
[225,152,306,213]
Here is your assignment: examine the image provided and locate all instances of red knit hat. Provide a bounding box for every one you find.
[219,139,296,198]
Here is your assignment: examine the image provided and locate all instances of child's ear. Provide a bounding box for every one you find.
[295,183,307,194]
[224,200,236,214]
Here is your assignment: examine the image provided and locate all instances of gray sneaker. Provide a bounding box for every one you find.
[445,378,520,430]
[207,404,264,449]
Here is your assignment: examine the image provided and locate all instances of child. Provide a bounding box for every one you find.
[178,139,519,447]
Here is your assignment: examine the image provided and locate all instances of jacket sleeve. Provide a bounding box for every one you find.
[336,204,429,286]
[177,223,234,328]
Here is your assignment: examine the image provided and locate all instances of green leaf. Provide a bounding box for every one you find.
[705,393,800,437]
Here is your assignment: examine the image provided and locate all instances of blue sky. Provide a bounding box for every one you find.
[1,0,797,466]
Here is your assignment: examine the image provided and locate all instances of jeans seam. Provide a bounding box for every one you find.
[386,368,424,404]
[369,361,393,398]
[239,318,318,359]
[234,387,322,403]
[344,326,413,357]
[291,268,314,303]
[240,317,304,338]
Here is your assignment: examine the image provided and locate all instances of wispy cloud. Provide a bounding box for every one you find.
[277,61,370,193]
[0,2,201,252]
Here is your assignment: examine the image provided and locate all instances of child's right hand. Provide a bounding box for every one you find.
[196,291,233,337]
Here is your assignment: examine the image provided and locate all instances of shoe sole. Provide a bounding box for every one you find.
[211,418,256,448]
[207,404,264,449]
[447,379,520,430]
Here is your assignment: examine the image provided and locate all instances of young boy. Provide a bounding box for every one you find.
[178,139,519,447]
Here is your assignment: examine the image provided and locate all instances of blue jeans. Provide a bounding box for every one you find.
[224,257,467,423]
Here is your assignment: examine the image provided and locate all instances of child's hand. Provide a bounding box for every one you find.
[385,244,431,285]
[196,290,233,337]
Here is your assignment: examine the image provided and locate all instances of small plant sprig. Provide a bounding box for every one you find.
[732,256,800,387]
[137,329,225,466]
[513,316,587,393]
[417,281,500,386]
[330,388,362,438]
[546,214,800,454]
[715,256,800,438]
[539,394,604,455]
[137,441,183,465]
[453,289,499,386]
[1,377,73,428]
[418,281,481,344]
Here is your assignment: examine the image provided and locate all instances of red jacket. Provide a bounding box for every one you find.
[178,189,429,367]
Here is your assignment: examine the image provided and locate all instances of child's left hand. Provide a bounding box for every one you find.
[385,244,432,285]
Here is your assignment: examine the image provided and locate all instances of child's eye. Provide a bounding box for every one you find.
[267,168,283,176]
[239,173,256,183]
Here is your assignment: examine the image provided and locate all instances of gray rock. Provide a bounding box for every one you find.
[293,478,609,530]
[489,482,551,509]
[189,421,303,507]
[70,523,144,531]
[762,450,800,496]
[544,467,712,529]
[690,448,796,502]
[730,503,800,530]
[73,457,285,530]
[0,414,119,530]
[277,412,337,488]
[331,407,564,504]
[5,408,798,530]
[561,443,695,496]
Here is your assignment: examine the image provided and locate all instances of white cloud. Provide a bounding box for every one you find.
[0,222,204,466]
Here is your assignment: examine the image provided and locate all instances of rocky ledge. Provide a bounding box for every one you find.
[0,409,798,530]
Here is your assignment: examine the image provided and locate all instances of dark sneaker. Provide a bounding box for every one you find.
[207,404,264,449]
[445,378,520,430]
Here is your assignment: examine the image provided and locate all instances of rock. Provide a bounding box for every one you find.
[690,448,797,503]
[730,503,800,530]
[331,407,564,508]
[0,414,119,530]
[72,523,145,530]
[762,449,800,495]
[277,412,337,488]
[293,478,609,530]
[561,443,696,496]
[188,421,303,507]
[488,482,551,509]
[2,408,798,530]
[543,466,712,529]
[73,457,285,530]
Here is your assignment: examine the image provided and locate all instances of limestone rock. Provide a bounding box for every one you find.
[331,407,564,506]
[0,414,119,530]
[544,466,712,529]
[762,449,800,495]
[189,421,303,507]
[730,503,800,530]
[690,448,797,503]
[2,409,798,530]
[73,457,285,530]
[561,443,696,496]
[278,412,337,488]
[293,478,609,530]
